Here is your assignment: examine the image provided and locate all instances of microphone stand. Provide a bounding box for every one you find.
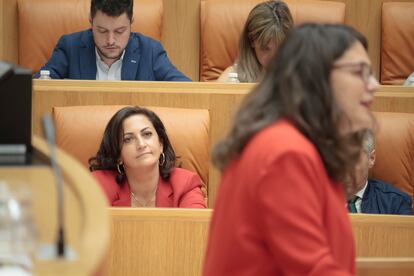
[42,114,65,257]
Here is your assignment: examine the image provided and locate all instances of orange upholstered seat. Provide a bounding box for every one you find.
[371,112,414,201]
[380,2,414,85]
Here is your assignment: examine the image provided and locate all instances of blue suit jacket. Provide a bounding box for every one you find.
[35,29,190,81]
[361,178,413,215]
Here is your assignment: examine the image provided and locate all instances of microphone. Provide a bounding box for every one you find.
[42,114,65,258]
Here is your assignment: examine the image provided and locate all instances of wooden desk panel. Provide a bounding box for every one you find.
[351,214,414,258]
[106,209,414,275]
[373,86,414,113]
[108,208,211,276]
[357,257,414,276]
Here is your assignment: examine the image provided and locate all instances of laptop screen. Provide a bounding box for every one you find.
[0,62,32,164]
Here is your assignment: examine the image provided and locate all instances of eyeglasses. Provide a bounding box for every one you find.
[333,62,374,87]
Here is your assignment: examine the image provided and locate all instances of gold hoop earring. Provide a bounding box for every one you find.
[159,152,165,166]
[117,162,124,175]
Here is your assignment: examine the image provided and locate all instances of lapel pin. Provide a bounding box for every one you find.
[131,60,137,63]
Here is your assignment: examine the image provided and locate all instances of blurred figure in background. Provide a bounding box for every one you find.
[89,106,206,208]
[217,0,293,82]
[204,24,378,275]
[347,129,413,215]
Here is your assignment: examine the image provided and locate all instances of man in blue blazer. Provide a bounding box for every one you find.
[347,129,413,215]
[34,0,190,81]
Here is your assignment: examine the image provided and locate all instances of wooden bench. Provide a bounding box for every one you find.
[106,208,414,275]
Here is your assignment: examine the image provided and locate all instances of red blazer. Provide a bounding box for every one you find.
[92,168,206,208]
[203,120,355,275]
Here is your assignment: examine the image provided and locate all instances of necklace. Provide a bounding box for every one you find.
[130,190,156,207]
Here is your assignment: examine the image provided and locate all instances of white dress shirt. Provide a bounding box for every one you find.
[354,180,368,213]
[95,48,125,80]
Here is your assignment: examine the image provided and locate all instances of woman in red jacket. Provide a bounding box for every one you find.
[203,24,378,275]
[89,106,206,208]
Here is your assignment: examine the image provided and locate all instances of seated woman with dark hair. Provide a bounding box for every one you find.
[89,106,206,208]
[217,0,293,82]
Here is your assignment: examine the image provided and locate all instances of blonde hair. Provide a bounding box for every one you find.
[237,0,293,82]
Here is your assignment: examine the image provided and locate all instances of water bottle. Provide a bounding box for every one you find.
[0,182,37,275]
[228,72,240,83]
[39,70,51,80]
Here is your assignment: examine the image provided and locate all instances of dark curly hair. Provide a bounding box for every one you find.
[90,0,133,21]
[213,23,373,197]
[89,106,177,185]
